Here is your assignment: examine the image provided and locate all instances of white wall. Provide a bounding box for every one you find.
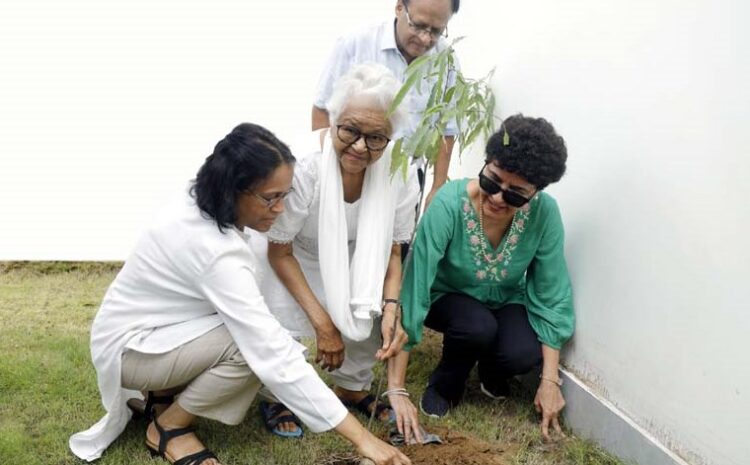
[2,1,748,464]
[0,0,387,259]
[446,2,749,465]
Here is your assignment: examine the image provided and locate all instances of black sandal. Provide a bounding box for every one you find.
[341,393,395,423]
[127,391,174,421]
[146,418,218,465]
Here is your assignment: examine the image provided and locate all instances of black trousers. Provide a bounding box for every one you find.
[424,293,543,403]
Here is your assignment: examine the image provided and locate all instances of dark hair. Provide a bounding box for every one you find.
[191,123,295,232]
[403,0,460,14]
[485,114,567,190]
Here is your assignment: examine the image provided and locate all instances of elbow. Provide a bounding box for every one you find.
[267,243,293,272]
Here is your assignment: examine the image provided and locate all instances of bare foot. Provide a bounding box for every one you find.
[146,420,221,465]
[263,402,301,435]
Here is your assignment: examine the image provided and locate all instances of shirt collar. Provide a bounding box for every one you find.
[378,18,400,52]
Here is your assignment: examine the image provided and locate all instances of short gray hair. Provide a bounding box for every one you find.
[326,62,409,138]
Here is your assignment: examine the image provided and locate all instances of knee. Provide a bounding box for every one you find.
[446,316,497,349]
[221,345,253,375]
[494,342,542,375]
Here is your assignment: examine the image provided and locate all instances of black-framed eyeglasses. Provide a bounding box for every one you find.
[403,3,448,39]
[336,125,391,151]
[247,187,294,208]
[477,164,533,208]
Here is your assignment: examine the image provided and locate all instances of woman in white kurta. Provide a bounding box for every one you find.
[69,123,410,465]
[260,63,419,434]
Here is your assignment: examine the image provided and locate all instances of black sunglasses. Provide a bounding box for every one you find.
[477,164,533,208]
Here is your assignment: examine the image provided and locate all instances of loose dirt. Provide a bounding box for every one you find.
[400,427,516,465]
[323,426,517,465]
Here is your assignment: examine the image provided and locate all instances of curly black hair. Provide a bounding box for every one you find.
[485,114,567,190]
[191,123,295,232]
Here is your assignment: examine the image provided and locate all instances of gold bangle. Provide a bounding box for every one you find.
[539,374,563,386]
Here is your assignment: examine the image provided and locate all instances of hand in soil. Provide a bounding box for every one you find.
[389,395,422,443]
[534,382,567,442]
[357,436,410,465]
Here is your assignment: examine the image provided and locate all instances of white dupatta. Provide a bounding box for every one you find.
[317,133,398,341]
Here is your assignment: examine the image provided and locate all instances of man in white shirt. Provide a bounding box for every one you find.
[312,0,460,208]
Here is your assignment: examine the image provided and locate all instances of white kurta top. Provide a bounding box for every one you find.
[260,132,419,336]
[69,191,348,462]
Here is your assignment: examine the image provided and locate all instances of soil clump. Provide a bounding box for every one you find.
[400,427,516,465]
[323,426,517,465]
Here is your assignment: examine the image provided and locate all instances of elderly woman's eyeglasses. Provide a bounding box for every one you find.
[478,164,533,208]
[247,187,294,208]
[337,125,391,151]
[403,4,448,39]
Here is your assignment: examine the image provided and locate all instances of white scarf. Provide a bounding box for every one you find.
[317,133,397,341]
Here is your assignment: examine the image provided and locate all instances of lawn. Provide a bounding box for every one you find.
[0,262,624,465]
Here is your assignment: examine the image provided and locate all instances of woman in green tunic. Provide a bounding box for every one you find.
[386,115,573,443]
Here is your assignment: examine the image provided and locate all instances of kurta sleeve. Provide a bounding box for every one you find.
[392,165,420,243]
[267,157,316,244]
[400,185,456,351]
[525,198,575,350]
[197,250,348,432]
[313,36,355,109]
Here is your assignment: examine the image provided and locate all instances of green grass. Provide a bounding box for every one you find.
[0,262,625,465]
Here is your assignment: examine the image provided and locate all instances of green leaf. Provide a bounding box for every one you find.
[388,70,422,117]
[389,137,405,176]
[386,35,498,171]
[449,36,466,47]
[443,85,456,105]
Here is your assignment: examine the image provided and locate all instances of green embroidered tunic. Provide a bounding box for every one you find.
[401,179,575,351]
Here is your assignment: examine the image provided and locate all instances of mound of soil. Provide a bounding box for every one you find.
[323,427,517,465]
[400,427,516,465]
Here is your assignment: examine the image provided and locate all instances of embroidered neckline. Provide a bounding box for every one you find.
[462,187,534,282]
[477,193,506,264]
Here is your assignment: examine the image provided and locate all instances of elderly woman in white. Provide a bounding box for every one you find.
[259,63,419,436]
[69,123,410,465]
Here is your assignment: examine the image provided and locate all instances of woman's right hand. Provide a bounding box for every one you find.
[315,322,345,371]
[335,413,411,465]
[356,434,411,465]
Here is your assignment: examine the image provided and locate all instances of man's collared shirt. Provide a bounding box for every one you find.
[314,19,458,139]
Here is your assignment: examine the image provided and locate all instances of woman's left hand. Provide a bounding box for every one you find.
[389,394,422,444]
[377,306,408,361]
[534,380,566,442]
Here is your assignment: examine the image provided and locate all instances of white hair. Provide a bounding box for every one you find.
[326,62,409,138]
